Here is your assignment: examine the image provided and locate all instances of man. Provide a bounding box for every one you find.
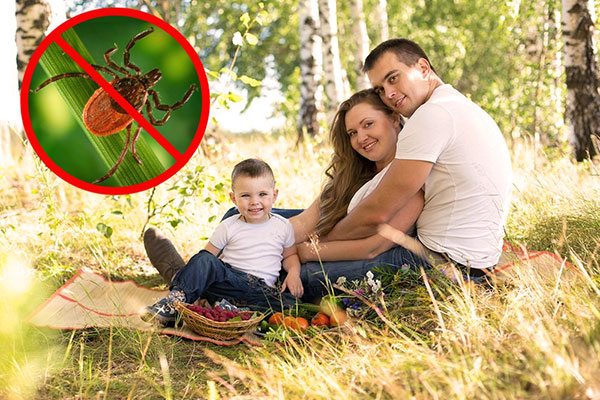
[326,39,512,275]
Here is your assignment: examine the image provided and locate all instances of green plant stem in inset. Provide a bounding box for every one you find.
[37,28,167,187]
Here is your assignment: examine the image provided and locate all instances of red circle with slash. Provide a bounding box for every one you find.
[20,8,210,195]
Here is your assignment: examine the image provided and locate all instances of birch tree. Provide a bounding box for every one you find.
[351,0,370,90]
[298,0,324,138]
[374,0,389,43]
[319,0,346,123]
[15,0,52,90]
[561,0,600,160]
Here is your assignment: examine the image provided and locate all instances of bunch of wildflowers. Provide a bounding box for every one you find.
[335,271,386,318]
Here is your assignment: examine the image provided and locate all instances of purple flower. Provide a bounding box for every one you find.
[355,288,365,295]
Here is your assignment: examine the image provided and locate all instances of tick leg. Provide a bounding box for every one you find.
[130,124,143,166]
[92,125,132,184]
[103,44,128,75]
[33,63,119,92]
[34,73,92,92]
[92,64,119,79]
[146,85,196,125]
[124,27,154,76]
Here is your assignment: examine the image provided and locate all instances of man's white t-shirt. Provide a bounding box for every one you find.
[394,84,512,268]
[208,214,295,287]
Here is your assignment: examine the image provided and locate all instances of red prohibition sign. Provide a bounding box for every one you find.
[21,8,210,195]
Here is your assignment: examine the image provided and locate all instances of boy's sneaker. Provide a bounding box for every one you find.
[141,289,186,327]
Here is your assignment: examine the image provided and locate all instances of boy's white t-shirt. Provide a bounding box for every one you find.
[393,84,512,268]
[208,214,295,287]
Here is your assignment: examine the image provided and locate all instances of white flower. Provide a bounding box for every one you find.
[336,276,347,285]
[366,271,374,280]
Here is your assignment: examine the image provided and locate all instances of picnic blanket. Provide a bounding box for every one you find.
[26,268,262,346]
[26,243,576,343]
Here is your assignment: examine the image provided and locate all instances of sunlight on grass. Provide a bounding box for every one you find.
[1,131,599,398]
[0,253,62,400]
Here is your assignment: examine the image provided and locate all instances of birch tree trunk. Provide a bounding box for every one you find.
[374,0,389,42]
[351,0,370,90]
[298,0,324,139]
[15,0,52,90]
[561,0,600,160]
[319,0,345,123]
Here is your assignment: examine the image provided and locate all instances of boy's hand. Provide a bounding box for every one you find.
[281,273,304,298]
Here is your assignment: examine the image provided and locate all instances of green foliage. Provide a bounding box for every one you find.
[386,0,565,144]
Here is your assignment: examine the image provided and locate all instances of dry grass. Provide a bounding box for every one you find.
[1,131,599,399]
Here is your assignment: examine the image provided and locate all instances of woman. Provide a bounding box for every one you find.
[290,89,423,263]
[145,89,430,302]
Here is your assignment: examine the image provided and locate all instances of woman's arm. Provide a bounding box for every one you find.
[289,197,321,244]
[298,190,424,262]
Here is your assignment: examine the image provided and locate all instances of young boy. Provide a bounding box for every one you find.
[142,158,303,326]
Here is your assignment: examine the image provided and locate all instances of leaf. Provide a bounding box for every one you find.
[240,12,251,27]
[232,32,243,46]
[245,33,258,46]
[96,223,113,239]
[256,10,269,25]
[111,210,123,215]
[206,70,220,79]
[208,215,216,223]
[219,67,238,80]
[228,92,243,103]
[239,75,262,87]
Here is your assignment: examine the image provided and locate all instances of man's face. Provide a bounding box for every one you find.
[367,51,432,118]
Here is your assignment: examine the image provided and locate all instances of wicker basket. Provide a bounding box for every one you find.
[174,302,264,340]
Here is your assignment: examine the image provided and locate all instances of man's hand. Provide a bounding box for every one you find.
[281,271,304,298]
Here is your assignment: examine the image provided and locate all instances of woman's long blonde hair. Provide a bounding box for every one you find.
[314,89,402,236]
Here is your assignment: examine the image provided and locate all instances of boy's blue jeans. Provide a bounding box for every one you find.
[170,250,299,312]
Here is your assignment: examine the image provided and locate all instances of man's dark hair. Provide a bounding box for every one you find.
[363,38,436,74]
[231,158,275,187]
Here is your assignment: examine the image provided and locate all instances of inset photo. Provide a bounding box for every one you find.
[23,9,209,194]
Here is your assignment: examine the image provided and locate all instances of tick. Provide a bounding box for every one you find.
[34,27,196,184]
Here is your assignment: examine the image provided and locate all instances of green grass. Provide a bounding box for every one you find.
[1,132,599,399]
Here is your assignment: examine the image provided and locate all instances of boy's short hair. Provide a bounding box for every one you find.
[363,38,436,73]
[231,158,275,189]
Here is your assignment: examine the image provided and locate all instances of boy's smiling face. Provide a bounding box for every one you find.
[230,174,278,224]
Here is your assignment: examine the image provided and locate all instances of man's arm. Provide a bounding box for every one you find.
[298,190,424,261]
[326,159,432,241]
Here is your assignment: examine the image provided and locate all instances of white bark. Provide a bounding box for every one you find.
[319,0,346,123]
[351,0,370,90]
[298,0,324,138]
[15,0,52,90]
[374,0,389,42]
[561,0,600,160]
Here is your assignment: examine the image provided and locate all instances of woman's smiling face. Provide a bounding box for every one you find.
[345,102,400,171]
